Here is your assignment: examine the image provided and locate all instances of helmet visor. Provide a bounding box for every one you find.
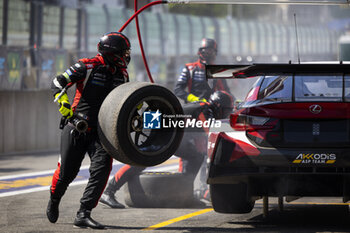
[108,49,131,67]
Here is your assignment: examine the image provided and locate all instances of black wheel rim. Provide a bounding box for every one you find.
[126,96,178,156]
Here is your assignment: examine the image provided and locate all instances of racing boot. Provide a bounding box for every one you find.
[99,178,125,208]
[46,196,60,223]
[73,210,105,229]
[99,192,125,208]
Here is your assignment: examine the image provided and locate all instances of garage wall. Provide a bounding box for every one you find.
[0,90,61,154]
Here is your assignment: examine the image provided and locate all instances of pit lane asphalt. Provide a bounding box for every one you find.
[1,152,350,233]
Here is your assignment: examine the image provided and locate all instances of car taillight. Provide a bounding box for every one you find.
[230,113,275,131]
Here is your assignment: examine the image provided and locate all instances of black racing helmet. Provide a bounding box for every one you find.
[209,91,234,119]
[198,38,217,64]
[98,32,131,67]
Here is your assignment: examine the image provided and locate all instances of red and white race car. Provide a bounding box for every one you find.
[206,63,350,213]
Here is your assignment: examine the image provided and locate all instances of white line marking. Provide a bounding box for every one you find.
[0,165,91,180]
[0,180,88,197]
[0,156,178,180]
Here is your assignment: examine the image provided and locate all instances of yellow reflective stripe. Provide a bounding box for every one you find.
[62,72,71,83]
[143,208,213,230]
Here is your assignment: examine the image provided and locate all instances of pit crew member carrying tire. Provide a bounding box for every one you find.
[46,32,131,229]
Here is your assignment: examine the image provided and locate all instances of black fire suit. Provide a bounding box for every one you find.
[176,101,213,176]
[174,59,231,102]
[50,54,128,211]
[104,101,214,193]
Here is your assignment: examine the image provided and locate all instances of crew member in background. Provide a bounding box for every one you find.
[46,32,131,229]
[174,38,234,199]
[174,38,232,103]
[99,90,234,208]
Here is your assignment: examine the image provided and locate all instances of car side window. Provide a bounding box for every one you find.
[258,75,292,101]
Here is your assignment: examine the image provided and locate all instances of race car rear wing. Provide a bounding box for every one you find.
[206,63,350,79]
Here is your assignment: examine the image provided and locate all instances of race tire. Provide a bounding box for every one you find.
[124,172,194,208]
[98,82,184,166]
[210,183,255,213]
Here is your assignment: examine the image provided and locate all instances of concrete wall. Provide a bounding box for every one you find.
[0,90,61,154]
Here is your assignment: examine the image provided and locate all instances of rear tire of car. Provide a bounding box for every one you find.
[210,183,255,213]
[123,172,194,208]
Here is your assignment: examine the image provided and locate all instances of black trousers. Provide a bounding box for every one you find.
[176,131,206,178]
[50,124,113,210]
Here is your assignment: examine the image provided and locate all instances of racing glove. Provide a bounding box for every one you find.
[55,93,73,118]
[187,93,207,103]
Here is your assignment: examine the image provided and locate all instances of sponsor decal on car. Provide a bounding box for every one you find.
[292,153,336,164]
